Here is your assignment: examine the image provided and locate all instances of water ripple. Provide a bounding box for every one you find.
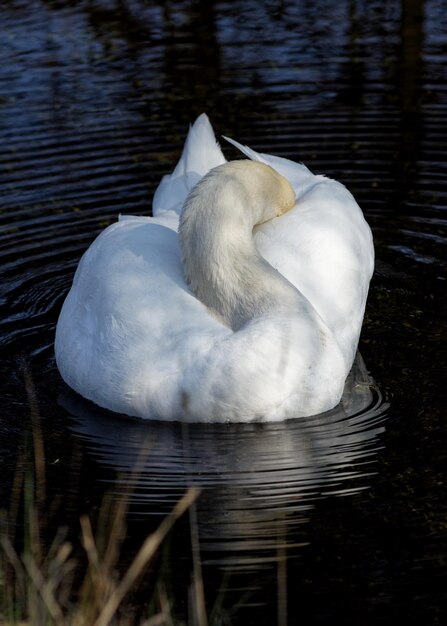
[60,353,389,563]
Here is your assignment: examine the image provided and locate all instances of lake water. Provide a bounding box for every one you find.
[0,1,445,624]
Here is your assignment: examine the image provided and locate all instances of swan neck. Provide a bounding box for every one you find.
[179,161,297,329]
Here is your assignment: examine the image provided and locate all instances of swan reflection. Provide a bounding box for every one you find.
[60,353,388,568]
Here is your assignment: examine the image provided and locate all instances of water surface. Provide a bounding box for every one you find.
[0,1,446,624]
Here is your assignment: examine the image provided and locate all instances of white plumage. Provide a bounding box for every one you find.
[55,114,374,422]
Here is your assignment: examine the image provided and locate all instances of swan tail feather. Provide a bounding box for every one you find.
[178,113,226,179]
[153,114,226,217]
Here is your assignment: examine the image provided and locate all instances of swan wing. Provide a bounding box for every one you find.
[223,134,374,366]
[55,216,231,420]
[255,183,374,366]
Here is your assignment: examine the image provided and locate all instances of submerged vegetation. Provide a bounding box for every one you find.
[0,367,202,626]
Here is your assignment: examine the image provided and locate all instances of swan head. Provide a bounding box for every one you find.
[180,160,295,231]
[215,160,296,223]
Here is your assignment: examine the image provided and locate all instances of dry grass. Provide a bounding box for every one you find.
[0,365,202,625]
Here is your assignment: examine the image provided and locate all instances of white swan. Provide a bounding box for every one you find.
[55,114,374,423]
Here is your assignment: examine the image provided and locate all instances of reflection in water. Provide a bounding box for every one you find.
[60,354,388,573]
[161,0,221,115]
[394,0,425,205]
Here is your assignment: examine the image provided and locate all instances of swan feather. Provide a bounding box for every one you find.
[55,114,374,422]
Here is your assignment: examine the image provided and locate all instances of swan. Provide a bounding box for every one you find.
[55,114,374,423]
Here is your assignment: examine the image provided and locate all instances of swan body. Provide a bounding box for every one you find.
[55,114,374,422]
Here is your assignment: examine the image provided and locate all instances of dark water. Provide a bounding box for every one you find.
[0,0,446,624]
